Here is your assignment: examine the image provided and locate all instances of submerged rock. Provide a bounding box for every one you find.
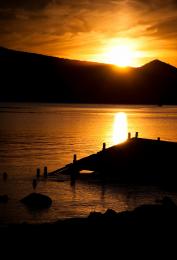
[0,195,8,203]
[21,193,52,209]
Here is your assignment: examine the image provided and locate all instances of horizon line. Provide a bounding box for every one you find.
[0,45,176,69]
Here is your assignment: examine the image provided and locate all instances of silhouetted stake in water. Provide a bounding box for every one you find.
[32,179,37,190]
[157,137,161,141]
[44,166,48,178]
[70,167,78,184]
[135,132,139,138]
[3,172,8,181]
[71,154,79,185]
[102,143,106,151]
[70,176,76,187]
[36,168,40,178]
[73,154,77,164]
[128,132,131,140]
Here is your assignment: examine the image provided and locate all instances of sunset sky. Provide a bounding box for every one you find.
[0,0,177,67]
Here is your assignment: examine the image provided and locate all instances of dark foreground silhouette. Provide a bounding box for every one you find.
[3,196,177,233]
[0,200,176,260]
[1,196,177,254]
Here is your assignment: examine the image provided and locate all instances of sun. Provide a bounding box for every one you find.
[106,45,134,67]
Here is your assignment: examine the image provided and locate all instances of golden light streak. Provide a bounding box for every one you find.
[113,112,128,144]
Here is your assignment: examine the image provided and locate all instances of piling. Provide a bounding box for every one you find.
[157,137,160,141]
[128,132,131,140]
[135,132,139,138]
[73,154,77,164]
[3,172,8,181]
[44,166,48,178]
[32,178,37,190]
[36,168,40,178]
[102,142,106,151]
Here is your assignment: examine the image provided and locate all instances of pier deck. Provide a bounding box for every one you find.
[48,137,177,186]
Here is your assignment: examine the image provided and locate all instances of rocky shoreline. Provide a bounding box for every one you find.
[2,196,177,233]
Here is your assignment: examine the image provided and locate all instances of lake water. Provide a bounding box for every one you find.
[0,103,177,224]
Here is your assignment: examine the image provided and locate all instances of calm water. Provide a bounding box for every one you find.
[0,103,177,224]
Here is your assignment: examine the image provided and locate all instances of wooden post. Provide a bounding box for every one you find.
[73,154,77,164]
[128,132,131,140]
[102,142,106,151]
[135,132,139,138]
[44,166,48,178]
[36,168,40,178]
[157,137,160,141]
[32,178,37,190]
[3,172,8,181]
[71,154,78,185]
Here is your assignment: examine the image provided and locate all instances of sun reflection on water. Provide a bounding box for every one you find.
[113,112,128,144]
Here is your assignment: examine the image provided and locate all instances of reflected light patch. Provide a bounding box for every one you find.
[113,112,128,144]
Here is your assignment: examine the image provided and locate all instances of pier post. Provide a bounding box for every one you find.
[36,168,40,178]
[32,178,37,190]
[73,154,77,164]
[71,154,79,185]
[135,132,139,138]
[157,137,160,141]
[128,132,131,140]
[3,172,8,181]
[102,142,106,151]
[44,166,48,178]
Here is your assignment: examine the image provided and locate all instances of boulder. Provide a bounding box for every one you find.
[21,193,52,209]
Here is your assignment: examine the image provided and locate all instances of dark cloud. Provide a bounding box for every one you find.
[0,0,51,10]
[0,0,120,11]
[0,0,177,11]
[146,16,177,39]
[0,0,176,34]
[0,9,16,20]
[0,0,177,66]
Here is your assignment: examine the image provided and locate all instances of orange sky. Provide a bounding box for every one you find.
[0,0,177,67]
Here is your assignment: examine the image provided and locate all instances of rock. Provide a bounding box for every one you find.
[21,193,52,209]
[0,195,9,203]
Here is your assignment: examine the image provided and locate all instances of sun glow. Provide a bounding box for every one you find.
[106,45,135,67]
[97,39,144,67]
[113,112,128,144]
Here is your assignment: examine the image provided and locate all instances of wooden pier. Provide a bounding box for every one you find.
[48,135,177,186]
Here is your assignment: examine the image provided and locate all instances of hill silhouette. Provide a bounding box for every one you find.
[0,47,177,104]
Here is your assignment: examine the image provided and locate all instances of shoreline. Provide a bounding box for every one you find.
[2,196,177,231]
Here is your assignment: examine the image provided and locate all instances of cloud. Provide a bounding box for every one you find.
[0,0,177,66]
[1,1,177,35]
[0,0,52,10]
[146,17,177,39]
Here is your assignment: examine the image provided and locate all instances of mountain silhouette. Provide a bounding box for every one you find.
[0,47,177,104]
